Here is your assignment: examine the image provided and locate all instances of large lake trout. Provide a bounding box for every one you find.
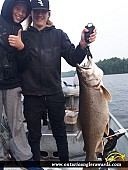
[76,57,112,164]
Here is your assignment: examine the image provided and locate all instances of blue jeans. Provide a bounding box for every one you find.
[23,93,69,161]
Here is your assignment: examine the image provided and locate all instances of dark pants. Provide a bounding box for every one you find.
[23,93,69,161]
[41,108,48,125]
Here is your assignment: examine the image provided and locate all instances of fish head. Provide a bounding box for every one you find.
[76,57,103,88]
[76,57,112,101]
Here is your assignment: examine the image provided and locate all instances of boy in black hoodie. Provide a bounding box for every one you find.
[0,0,44,169]
[9,0,97,164]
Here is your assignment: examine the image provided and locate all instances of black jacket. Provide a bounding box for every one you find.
[0,0,31,90]
[20,25,88,95]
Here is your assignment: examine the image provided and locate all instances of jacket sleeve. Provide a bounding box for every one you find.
[61,30,87,67]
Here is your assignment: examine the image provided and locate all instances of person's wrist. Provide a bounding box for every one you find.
[17,43,24,50]
[80,40,87,49]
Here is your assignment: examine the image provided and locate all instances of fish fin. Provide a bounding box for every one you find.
[105,123,109,136]
[95,140,104,153]
[101,85,112,102]
[76,115,81,130]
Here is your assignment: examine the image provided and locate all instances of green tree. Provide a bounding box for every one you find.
[61,57,128,77]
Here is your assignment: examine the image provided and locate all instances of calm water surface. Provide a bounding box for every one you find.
[62,73,128,129]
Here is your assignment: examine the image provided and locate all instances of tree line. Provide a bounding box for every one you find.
[61,57,128,77]
[96,57,128,75]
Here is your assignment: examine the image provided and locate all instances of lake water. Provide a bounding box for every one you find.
[62,73,128,129]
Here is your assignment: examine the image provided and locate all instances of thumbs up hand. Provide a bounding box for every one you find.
[8,29,24,50]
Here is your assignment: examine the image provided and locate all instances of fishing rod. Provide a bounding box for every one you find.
[103,128,128,154]
[1,114,14,161]
[105,128,128,139]
[76,127,128,158]
[0,133,15,161]
[1,115,25,169]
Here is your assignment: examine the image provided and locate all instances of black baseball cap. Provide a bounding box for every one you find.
[31,0,50,11]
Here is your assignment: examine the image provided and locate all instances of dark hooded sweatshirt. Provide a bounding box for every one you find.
[20,25,88,96]
[0,0,31,90]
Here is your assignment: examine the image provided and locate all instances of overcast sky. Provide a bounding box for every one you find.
[1,0,128,72]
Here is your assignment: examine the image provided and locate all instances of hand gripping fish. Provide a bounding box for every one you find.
[76,57,112,164]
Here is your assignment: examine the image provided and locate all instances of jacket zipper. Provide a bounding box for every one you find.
[38,30,45,95]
